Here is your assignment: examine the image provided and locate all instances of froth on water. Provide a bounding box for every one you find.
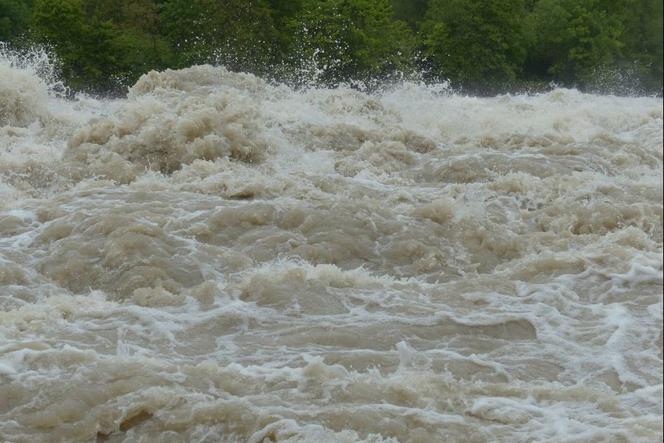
[0,55,662,442]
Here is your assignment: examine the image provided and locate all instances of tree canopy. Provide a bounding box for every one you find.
[420,0,528,91]
[290,0,416,85]
[1,0,661,94]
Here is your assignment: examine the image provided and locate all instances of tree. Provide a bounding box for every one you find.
[612,0,663,91]
[160,0,279,75]
[291,0,416,86]
[5,0,660,94]
[526,0,624,86]
[0,0,32,42]
[267,0,304,58]
[420,0,529,91]
[83,0,174,86]
[32,0,120,91]
[391,0,427,28]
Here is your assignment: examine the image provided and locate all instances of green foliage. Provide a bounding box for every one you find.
[614,0,663,91]
[528,0,624,85]
[160,0,279,74]
[292,0,416,85]
[390,0,427,27]
[90,0,174,86]
[109,29,173,85]
[267,0,304,57]
[32,0,119,91]
[420,0,529,91]
[3,0,661,94]
[31,0,174,91]
[0,0,32,41]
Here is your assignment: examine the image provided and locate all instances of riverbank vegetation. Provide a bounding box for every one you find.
[1,0,662,94]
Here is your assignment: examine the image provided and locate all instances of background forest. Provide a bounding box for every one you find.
[1,0,662,95]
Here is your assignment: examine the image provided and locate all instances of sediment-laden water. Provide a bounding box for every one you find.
[1,55,662,442]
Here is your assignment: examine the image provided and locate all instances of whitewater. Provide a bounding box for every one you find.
[0,52,662,443]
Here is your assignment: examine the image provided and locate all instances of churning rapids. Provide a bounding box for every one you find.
[0,53,662,443]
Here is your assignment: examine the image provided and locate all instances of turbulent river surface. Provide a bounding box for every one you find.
[1,55,663,443]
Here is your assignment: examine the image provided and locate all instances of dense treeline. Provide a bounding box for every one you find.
[1,0,662,94]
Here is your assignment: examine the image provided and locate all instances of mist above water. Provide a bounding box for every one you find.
[1,53,662,442]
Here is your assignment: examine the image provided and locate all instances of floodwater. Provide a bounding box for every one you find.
[1,55,662,442]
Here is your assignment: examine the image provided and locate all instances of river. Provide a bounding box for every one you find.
[1,55,662,442]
